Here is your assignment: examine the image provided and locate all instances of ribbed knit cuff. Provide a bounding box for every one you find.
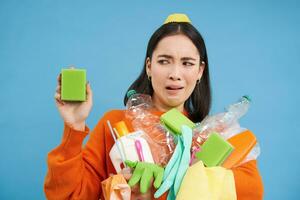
[60,123,90,159]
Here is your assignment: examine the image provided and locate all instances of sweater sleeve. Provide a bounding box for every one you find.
[232,160,264,200]
[44,119,108,200]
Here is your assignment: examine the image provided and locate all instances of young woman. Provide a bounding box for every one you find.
[45,14,264,200]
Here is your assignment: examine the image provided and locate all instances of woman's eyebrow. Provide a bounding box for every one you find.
[157,55,196,61]
[157,54,173,59]
[181,57,196,61]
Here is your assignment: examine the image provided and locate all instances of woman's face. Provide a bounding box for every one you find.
[146,34,205,112]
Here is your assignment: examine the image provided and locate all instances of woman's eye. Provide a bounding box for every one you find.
[183,62,194,66]
[158,60,169,65]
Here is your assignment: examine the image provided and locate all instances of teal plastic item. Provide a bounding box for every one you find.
[61,68,86,101]
[125,160,164,194]
[173,126,192,195]
[154,125,192,199]
[196,132,234,167]
[160,108,195,135]
[154,137,182,198]
[126,89,136,98]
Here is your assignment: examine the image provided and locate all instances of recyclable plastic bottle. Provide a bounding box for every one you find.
[125,90,153,118]
[125,90,175,166]
[224,95,251,124]
[192,95,251,146]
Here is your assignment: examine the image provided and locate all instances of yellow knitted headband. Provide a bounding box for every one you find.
[164,13,192,24]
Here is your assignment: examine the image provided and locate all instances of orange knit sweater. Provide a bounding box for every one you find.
[44,110,264,200]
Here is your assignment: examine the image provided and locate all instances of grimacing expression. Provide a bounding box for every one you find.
[146,34,205,111]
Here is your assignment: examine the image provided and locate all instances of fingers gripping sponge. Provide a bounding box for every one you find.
[61,69,86,101]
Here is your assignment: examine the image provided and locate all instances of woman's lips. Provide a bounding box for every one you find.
[165,85,184,95]
[165,85,184,90]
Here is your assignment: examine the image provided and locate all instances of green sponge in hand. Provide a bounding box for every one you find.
[61,68,87,101]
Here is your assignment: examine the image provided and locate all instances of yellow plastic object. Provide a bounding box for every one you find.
[113,121,129,138]
[222,130,257,169]
[176,161,236,200]
[164,13,192,24]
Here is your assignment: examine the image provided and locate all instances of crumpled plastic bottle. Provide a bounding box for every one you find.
[191,95,260,166]
[125,90,153,117]
[125,90,175,166]
[223,95,251,125]
[192,95,251,146]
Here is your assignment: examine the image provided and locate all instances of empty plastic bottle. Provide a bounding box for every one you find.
[125,89,175,166]
[192,95,251,146]
[126,90,152,110]
[223,95,251,124]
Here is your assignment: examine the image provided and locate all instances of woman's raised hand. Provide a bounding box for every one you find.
[54,70,93,131]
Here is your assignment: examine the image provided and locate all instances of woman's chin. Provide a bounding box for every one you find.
[165,98,184,109]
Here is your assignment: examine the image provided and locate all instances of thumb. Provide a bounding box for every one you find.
[86,82,93,102]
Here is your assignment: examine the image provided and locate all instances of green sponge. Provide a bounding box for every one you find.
[160,108,195,135]
[196,132,234,167]
[61,68,86,101]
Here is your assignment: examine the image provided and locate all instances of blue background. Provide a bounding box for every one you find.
[0,0,299,199]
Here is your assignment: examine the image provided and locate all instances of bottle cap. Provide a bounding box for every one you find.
[127,90,137,98]
[242,95,251,102]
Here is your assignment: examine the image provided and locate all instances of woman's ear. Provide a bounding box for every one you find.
[146,57,151,76]
[197,61,205,80]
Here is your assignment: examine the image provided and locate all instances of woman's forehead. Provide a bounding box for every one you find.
[153,34,199,58]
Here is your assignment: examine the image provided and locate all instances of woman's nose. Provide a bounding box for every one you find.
[168,66,181,81]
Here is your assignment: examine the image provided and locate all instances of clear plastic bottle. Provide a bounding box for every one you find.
[125,90,175,166]
[192,95,251,146]
[223,95,251,125]
[126,90,152,110]
[125,90,153,123]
